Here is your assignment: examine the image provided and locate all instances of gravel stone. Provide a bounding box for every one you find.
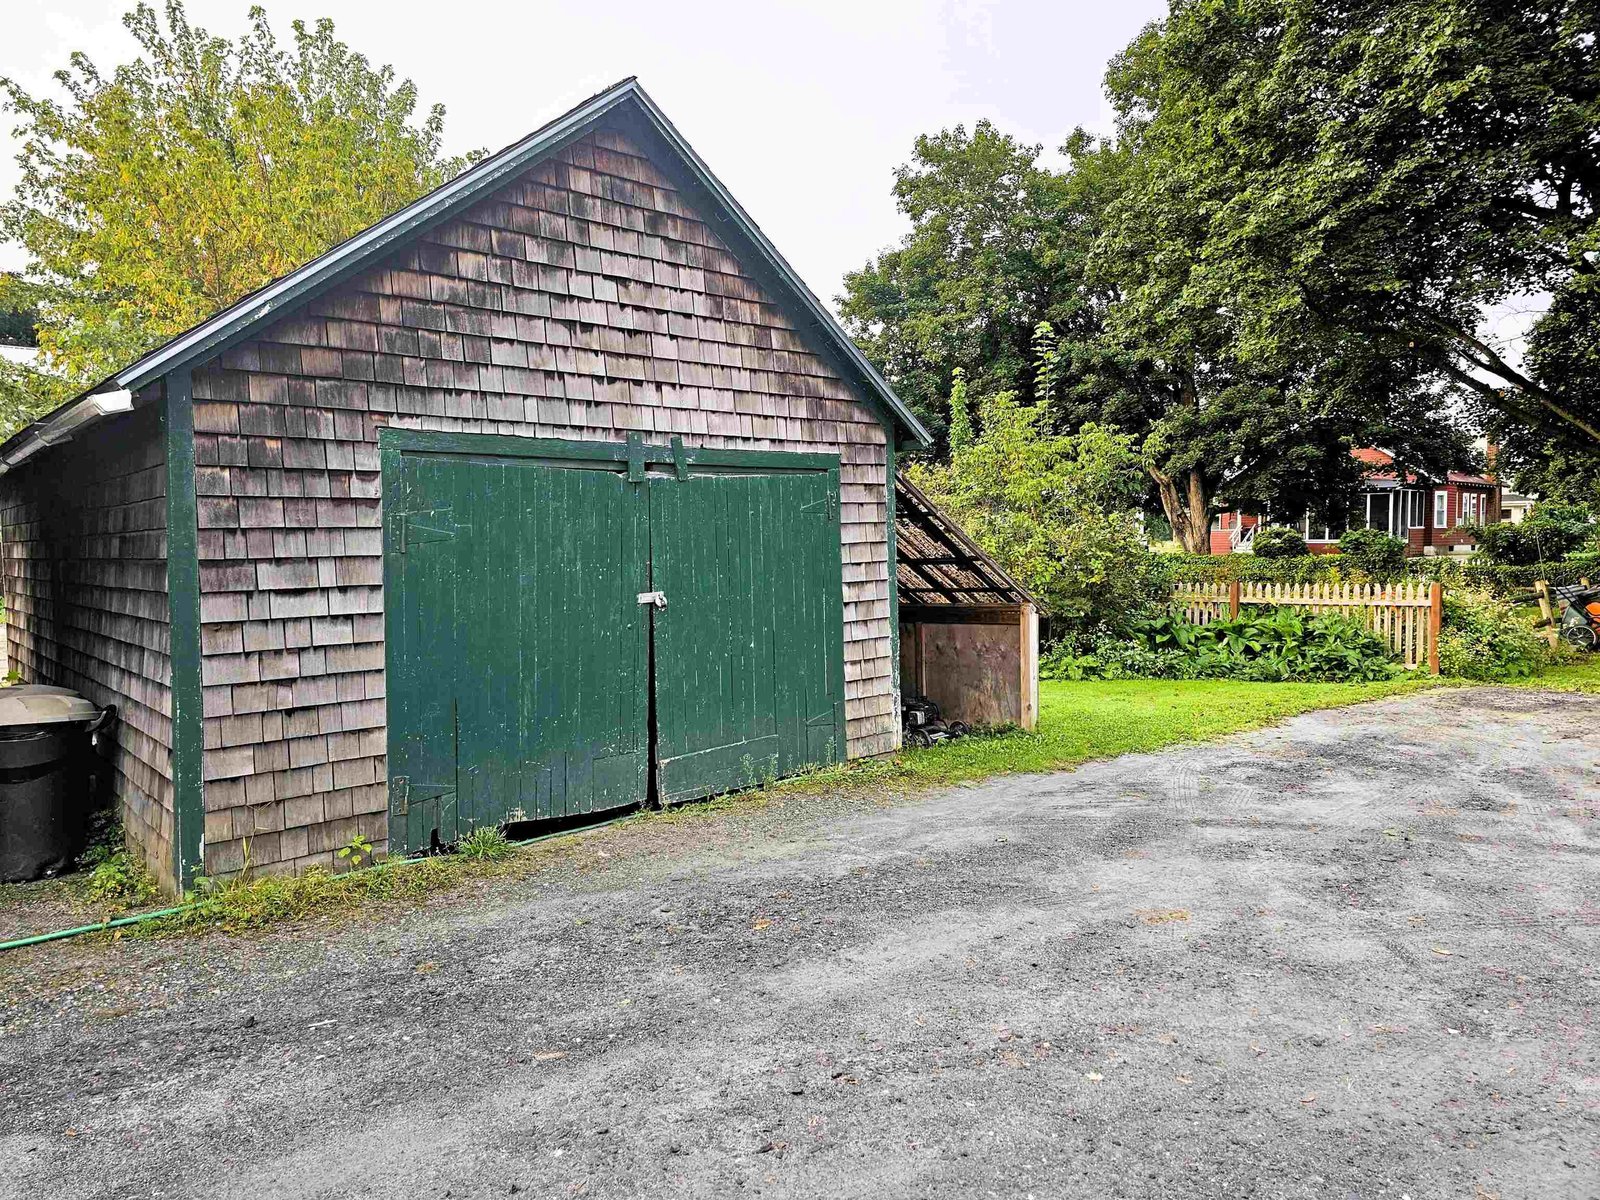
[0,686,1595,1198]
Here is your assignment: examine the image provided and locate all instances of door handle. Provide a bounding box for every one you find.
[637,591,668,609]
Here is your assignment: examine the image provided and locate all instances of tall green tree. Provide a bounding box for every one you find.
[838,121,1083,442]
[842,106,1461,552]
[0,0,476,430]
[1108,0,1600,471]
[1047,19,1471,551]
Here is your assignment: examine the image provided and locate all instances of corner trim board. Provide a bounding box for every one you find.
[164,368,205,890]
[885,440,902,748]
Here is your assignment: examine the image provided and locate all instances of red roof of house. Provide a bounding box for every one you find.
[1352,447,1494,488]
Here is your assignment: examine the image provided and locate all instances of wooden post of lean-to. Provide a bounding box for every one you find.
[1428,582,1443,675]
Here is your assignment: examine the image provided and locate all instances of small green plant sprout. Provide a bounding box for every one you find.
[83,850,159,908]
[457,824,512,861]
[740,753,758,789]
[337,833,373,870]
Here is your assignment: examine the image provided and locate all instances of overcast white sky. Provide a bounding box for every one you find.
[1,0,1165,308]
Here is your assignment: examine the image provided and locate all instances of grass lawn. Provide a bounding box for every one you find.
[1505,655,1600,693]
[880,676,1440,787]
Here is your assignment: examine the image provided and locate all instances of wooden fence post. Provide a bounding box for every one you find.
[1533,580,1558,649]
[1428,582,1443,675]
[1228,579,1241,619]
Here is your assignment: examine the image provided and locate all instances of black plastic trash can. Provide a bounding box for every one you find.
[0,686,115,884]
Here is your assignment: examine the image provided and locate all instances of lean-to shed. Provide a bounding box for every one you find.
[0,79,940,894]
[894,473,1042,731]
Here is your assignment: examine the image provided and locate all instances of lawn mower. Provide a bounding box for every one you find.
[1557,587,1600,650]
[901,693,969,748]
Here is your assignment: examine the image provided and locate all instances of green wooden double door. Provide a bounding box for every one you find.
[383,434,846,853]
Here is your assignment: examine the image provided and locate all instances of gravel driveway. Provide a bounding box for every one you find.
[1,687,1596,1199]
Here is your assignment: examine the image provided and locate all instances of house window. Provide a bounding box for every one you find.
[1365,492,1391,535]
[1459,492,1485,526]
[1408,491,1425,528]
[1298,514,1338,543]
[1434,490,1449,528]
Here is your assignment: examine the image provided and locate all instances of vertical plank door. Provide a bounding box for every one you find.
[649,469,845,804]
[385,454,649,852]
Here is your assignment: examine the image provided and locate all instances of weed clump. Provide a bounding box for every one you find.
[457,825,513,861]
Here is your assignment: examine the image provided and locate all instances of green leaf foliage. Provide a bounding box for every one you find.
[838,121,1080,444]
[840,5,1491,553]
[1165,546,1600,598]
[1103,0,1600,477]
[1437,589,1547,680]
[1250,526,1308,559]
[1049,606,1404,683]
[0,274,38,347]
[906,401,1163,633]
[1472,503,1595,565]
[1336,529,1408,581]
[0,0,478,434]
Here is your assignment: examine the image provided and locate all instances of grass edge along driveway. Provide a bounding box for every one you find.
[876,675,1440,786]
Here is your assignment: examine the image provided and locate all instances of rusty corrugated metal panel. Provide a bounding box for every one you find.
[893,473,1043,612]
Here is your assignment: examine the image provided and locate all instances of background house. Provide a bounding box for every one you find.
[1498,487,1536,524]
[1211,447,1501,556]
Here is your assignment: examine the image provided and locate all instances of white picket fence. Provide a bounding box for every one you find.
[1173,579,1443,672]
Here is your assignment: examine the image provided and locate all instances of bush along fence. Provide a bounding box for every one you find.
[1173,579,1443,672]
[1163,551,1600,596]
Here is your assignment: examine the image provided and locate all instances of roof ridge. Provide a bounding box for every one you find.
[6,78,930,456]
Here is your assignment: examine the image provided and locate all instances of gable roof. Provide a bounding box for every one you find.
[6,77,931,456]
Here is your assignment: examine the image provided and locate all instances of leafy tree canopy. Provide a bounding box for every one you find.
[0,0,477,430]
[843,0,1590,551]
[1108,0,1599,471]
[838,121,1086,441]
[0,274,38,346]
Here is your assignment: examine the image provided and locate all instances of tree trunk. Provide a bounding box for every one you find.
[1151,466,1211,554]
[1149,368,1212,553]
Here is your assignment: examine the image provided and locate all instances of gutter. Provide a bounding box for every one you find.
[0,389,133,475]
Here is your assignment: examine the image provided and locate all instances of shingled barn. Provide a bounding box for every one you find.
[0,79,950,894]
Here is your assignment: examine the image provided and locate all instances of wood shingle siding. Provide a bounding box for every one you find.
[187,126,898,876]
[0,402,176,891]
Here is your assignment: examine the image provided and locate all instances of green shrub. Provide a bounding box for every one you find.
[1437,589,1546,681]
[1164,546,1599,598]
[1337,528,1407,580]
[1041,627,1199,681]
[1251,526,1308,558]
[1472,503,1593,565]
[1162,552,1342,585]
[1409,554,1600,596]
[1051,606,1403,683]
[906,400,1165,634]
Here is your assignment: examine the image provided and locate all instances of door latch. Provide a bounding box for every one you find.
[637,591,668,609]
